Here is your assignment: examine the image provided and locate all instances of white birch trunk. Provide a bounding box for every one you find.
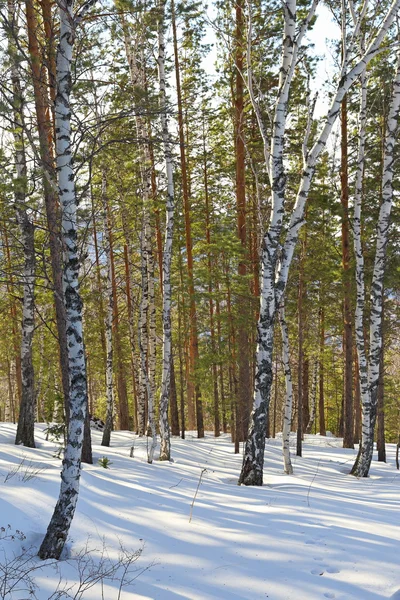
[38,0,89,559]
[352,44,400,477]
[138,219,149,438]
[239,0,318,485]
[121,21,157,451]
[158,0,175,461]
[15,211,35,448]
[8,0,36,449]
[101,171,114,447]
[239,0,400,485]
[279,305,293,475]
[306,359,318,434]
[146,198,157,463]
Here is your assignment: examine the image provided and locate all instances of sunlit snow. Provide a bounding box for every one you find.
[0,424,399,599]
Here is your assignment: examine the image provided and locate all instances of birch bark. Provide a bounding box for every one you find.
[279,306,293,475]
[101,172,114,447]
[38,0,90,559]
[158,0,175,461]
[7,0,36,449]
[306,359,318,434]
[121,18,157,450]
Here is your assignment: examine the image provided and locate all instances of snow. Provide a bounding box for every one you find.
[0,424,399,599]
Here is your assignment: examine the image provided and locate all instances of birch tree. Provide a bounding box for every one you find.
[101,172,114,447]
[38,0,92,560]
[7,0,36,449]
[120,15,157,455]
[350,29,400,477]
[158,0,175,461]
[279,305,294,475]
[239,0,400,486]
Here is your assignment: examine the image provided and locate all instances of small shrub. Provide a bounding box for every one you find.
[98,456,112,469]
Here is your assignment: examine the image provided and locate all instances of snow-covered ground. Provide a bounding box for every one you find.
[0,424,399,600]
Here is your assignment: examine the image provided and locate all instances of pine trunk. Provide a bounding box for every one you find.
[25,0,70,424]
[235,0,250,443]
[171,0,203,434]
[377,343,386,462]
[203,119,220,437]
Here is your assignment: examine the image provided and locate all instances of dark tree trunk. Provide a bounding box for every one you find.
[319,307,326,436]
[171,0,201,433]
[235,0,251,443]
[302,357,310,432]
[377,309,386,462]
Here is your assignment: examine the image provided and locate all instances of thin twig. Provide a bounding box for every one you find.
[189,468,207,523]
[307,459,321,508]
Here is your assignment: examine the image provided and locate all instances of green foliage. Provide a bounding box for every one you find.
[98,456,113,469]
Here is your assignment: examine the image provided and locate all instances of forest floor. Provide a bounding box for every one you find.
[0,424,399,600]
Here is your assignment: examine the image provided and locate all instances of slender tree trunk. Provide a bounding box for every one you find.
[319,308,326,437]
[224,259,239,450]
[272,350,278,438]
[341,94,354,449]
[15,213,35,448]
[351,46,400,477]
[121,20,156,445]
[25,0,70,418]
[2,226,22,408]
[171,0,203,435]
[158,0,175,460]
[169,359,180,436]
[353,351,361,444]
[7,1,36,448]
[38,0,88,559]
[91,188,107,358]
[6,359,16,423]
[297,236,305,457]
[177,258,186,440]
[377,301,386,462]
[203,118,220,437]
[123,242,139,431]
[138,218,149,437]
[215,292,228,434]
[108,202,130,431]
[303,358,310,430]
[234,0,250,442]
[306,359,318,434]
[280,305,294,474]
[101,172,114,447]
